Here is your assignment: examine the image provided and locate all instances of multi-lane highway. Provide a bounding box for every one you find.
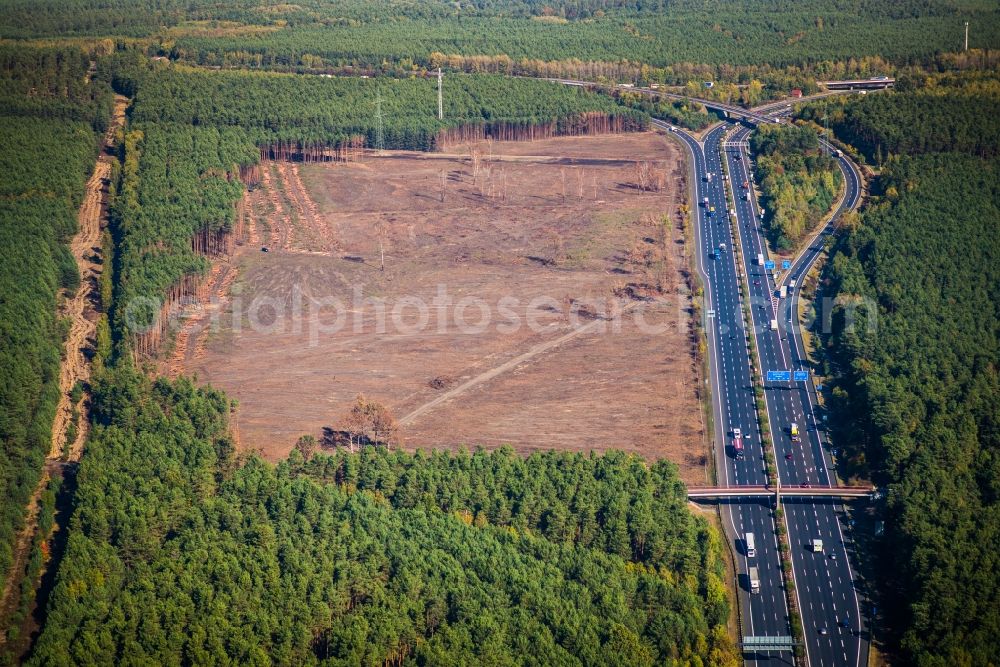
[546,74,872,664]
[667,120,794,665]
[723,123,866,666]
[658,111,868,666]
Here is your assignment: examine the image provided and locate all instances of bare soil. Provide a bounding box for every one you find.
[176,132,709,483]
[47,97,126,460]
[0,95,126,646]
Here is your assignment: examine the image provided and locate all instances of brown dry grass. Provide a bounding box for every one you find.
[178,131,709,483]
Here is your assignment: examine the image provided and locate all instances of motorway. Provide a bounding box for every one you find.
[547,74,873,664]
[724,122,866,667]
[658,110,868,666]
[668,121,793,665]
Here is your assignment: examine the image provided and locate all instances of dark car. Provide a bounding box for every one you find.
[261,246,270,252]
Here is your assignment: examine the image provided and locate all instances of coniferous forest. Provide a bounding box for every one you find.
[3,0,1000,73]
[0,1,998,665]
[797,70,1000,165]
[29,370,736,666]
[816,72,1000,665]
[749,123,841,250]
[0,46,107,601]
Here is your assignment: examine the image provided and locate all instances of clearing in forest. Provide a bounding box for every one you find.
[175,132,709,483]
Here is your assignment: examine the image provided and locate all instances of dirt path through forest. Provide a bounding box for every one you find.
[0,479,46,644]
[0,94,126,644]
[50,94,124,450]
[47,159,107,459]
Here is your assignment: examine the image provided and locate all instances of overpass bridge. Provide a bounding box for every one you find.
[542,77,777,125]
[548,75,892,125]
[688,485,875,500]
[820,78,895,90]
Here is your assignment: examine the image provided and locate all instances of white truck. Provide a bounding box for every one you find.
[745,532,756,558]
[749,567,760,594]
[770,319,778,331]
[790,279,797,290]
[811,538,824,553]
[779,285,788,299]
[757,253,764,266]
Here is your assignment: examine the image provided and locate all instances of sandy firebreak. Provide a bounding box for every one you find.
[0,95,127,646]
[173,131,709,483]
[49,95,127,460]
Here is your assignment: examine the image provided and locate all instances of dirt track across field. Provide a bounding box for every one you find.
[175,132,709,483]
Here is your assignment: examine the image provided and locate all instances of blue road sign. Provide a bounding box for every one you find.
[764,260,775,270]
[767,370,791,382]
[782,260,792,270]
[793,370,810,381]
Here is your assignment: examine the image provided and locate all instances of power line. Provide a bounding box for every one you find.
[437,67,443,120]
[374,86,385,153]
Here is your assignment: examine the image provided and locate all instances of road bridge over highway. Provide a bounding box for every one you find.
[555,75,873,666]
[820,78,894,90]
[688,485,875,500]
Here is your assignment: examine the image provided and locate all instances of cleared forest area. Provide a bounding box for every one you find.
[174,132,708,482]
